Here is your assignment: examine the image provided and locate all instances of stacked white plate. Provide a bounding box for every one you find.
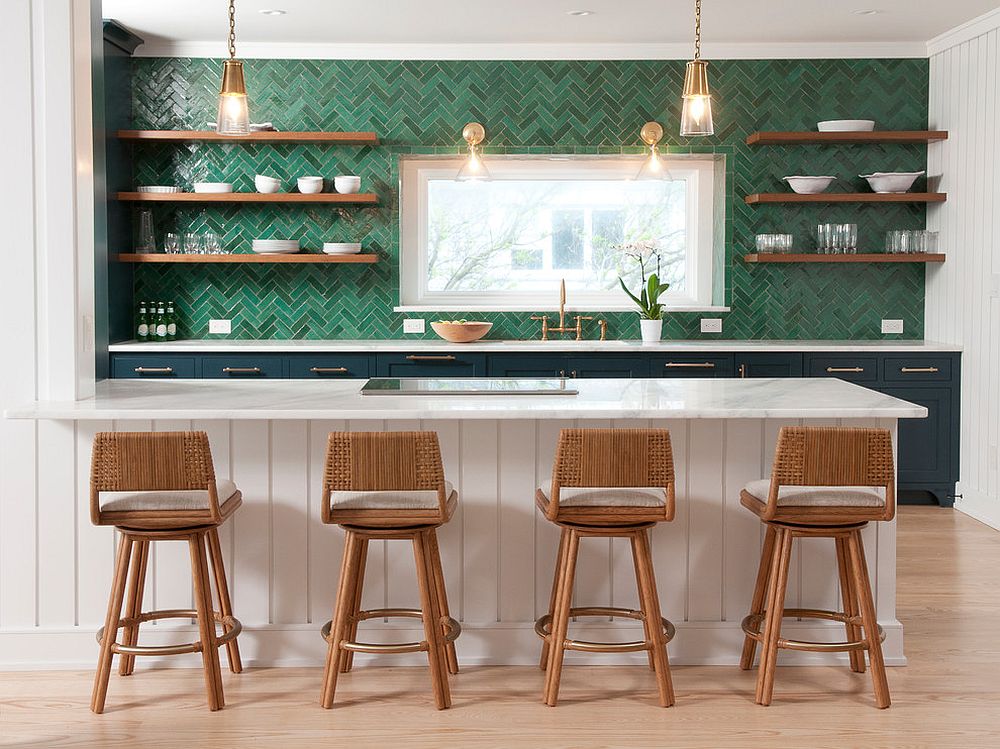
[323,242,362,255]
[136,185,181,193]
[252,239,300,254]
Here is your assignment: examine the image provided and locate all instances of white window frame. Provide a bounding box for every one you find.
[398,156,721,311]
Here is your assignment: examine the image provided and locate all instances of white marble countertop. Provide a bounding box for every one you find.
[107,338,962,353]
[6,377,928,421]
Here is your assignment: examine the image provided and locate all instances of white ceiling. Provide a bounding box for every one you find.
[102,0,1000,57]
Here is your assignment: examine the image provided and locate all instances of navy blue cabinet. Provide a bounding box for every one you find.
[489,354,648,378]
[287,354,370,379]
[112,355,197,379]
[735,353,802,378]
[375,352,487,377]
[880,386,957,504]
[652,354,734,378]
[202,355,284,379]
[806,355,879,383]
[489,355,566,378]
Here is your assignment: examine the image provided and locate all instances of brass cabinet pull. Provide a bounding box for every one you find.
[133,366,174,374]
[664,361,716,368]
[405,355,457,362]
[900,366,940,374]
[826,366,865,373]
[310,367,349,374]
[738,363,747,378]
[222,367,262,374]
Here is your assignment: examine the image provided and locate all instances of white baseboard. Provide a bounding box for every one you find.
[0,619,905,670]
[954,486,1000,531]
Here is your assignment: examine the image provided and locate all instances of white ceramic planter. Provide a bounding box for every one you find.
[640,318,663,343]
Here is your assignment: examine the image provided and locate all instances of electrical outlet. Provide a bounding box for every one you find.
[881,319,904,335]
[700,318,723,334]
[209,319,232,335]
[403,318,426,334]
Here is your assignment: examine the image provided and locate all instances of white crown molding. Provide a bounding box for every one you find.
[927,6,1000,55]
[133,39,929,60]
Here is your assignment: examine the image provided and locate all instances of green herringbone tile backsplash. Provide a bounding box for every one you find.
[129,58,929,340]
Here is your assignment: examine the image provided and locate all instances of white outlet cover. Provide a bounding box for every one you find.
[403,318,426,334]
[881,319,904,334]
[700,318,723,333]
[209,319,232,334]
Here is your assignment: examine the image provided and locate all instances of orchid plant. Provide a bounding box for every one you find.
[616,241,670,320]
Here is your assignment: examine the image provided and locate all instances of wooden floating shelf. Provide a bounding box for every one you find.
[745,192,946,205]
[746,130,948,145]
[743,253,946,264]
[116,253,378,264]
[117,192,378,204]
[117,130,380,145]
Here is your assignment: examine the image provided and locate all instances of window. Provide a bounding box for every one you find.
[399,156,721,309]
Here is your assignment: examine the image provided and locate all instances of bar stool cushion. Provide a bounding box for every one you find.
[742,479,885,508]
[536,486,666,507]
[100,479,239,512]
[330,481,455,510]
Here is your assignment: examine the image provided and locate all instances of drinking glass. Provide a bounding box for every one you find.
[816,224,830,254]
[164,232,180,254]
[925,231,939,253]
[842,224,858,254]
[136,209,156,254]
[183,232,202,254]
[203,232,222,255]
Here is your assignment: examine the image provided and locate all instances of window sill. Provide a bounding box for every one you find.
[393,304,732,313]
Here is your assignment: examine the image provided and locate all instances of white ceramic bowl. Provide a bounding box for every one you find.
[333,175,362,194]
[137,185,181,193]
[782,175,836,194]
[322,242,362,254]
[860,171,924,194]
[817,119,876,132]
[254,175,282,194]
[193,182,233,193]
[297,176,324,194]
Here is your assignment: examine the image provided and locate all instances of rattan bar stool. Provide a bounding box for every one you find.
[319,431,460,710]
[739,426,895,708]
[535,428,677,707]
[89,431,243,714]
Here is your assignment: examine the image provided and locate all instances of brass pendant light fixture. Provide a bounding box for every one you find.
[680,0,714,137]
[216,0,250,135]
[456,122,491,181]
[635,121,668,180]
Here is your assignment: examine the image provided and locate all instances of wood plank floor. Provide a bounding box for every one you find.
[1,506,998,748]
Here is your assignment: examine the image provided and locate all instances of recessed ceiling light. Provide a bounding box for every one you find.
[259,9,287,15]
[853,9,882,15]
[566,10,595,17]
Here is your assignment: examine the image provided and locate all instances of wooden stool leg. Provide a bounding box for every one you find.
[539,528,569,671]
[189,531,224,711]
[847,529,891,709]
[413,529,451,710]
[118,539,149,677]
[206,528,242,674]
[91,532,133,714]
[543,528,580,707]
[836,535,865,674]
[427,528,459,675]
[632,529,675,707]
[321,531,362,708]
[755,526,793,706]
[339,537,368,674]
[740,525,777,670]
[631,532,655,671]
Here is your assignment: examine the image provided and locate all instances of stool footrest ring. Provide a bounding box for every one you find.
[742,608,885,653]
[320,608,461,655]
[95,608,242,657]
[535,606,675,654]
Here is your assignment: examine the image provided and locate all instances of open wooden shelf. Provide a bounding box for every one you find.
[117,192,378,204]
[117,130,380,145]
[743,252,946,264]
[116,253,378,264]
[746,130,948,145]
[745,192,946,205]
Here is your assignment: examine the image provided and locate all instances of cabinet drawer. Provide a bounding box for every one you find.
[652,354,734,378]
[375,353,487,377]
[807,356,879,382]
[287,354,370,379]
[112,355,198,379]
[488,354,566,378]
[882,357,953,382]
[202,355,284,379]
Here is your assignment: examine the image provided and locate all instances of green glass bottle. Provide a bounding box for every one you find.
[166,301,177,341]
[154,302,167,342]
[136,301,150,342]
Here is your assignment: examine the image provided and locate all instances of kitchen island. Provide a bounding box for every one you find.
[4,378,924,669]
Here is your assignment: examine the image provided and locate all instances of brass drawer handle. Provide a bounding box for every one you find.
[405,355,457,362]
[310,367,349,374]
[222,367,262,374]
[133,366,174,374]
[664,361,715,368]
[826,366,865,373]
[900,366,940,374]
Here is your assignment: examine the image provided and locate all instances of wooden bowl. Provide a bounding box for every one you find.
[430,321,493,343]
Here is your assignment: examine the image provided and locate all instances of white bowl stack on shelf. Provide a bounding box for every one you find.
[322,242,362,255]
[252,239,300,254]
[817,119,876,132]
[782,176,836,194]
[137,185,182,193]
[193,182,234,193]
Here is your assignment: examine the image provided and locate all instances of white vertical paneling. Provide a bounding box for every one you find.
[722,419,766,622]
[194,420,234,605]
[533,420,569,619]
[230,421,271,624]
[151,420,194,615]
[432,421,463,620]
[76,420,114,626]
[498,420,537,622]
[648,419,688,623]
[36,420,76,626]
[459,421,500,623]
[270,420,309,624]
[0,418,37,628]
[307,419,345,625]
[877,419,899,618]
[384,419,422,612]
[686,420,726,621]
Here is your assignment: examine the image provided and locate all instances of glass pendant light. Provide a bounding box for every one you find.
[635,121,669,180]
[456,122,491,181]
[680,0,714,137]
[216,0,250,136]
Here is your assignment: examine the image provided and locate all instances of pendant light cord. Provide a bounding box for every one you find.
[694,0,702,60]
[228,0,237,59]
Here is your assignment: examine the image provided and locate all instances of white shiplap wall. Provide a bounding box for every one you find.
[927,17,1000,528]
